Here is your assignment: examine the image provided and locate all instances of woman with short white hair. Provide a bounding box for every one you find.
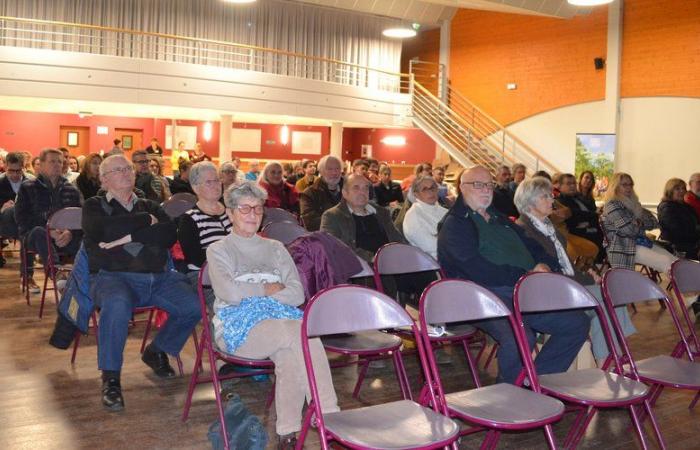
[258,160,299,213]
[403,175,447,259]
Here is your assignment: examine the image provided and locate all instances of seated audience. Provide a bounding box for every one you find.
[207,182,338,448]
[0,152,28,242]
[492,164,519,217]
[169,160,196,195]
[299,155,343,231]
[59,147,79,183]
[245,160,261,181]
[437,166,590,383]
[403,175,447,259]
[258,161,299,213]
[145,137,163,156]
[602,172,677,274]
[374,165,403,208]
[108,138,123,156]
[685,172,700,220]
[132,150,165,201]
[320,173,404,262]
[433,166,456,207]
[82,154,200,411]
[294,160,316,193]
[219,160,243,192]
[658,178,699,259]
[147,156,172,201]
[577,170,597,211]
[178,162,231,274]
[282,162,298,185]
[75,153,103,200]
[556,173,604,255]
[190,142,211,163]
[15,149,82,294]
[514,177,635,363]
[400,162,432,192]
[366,159,380,185]
[68,156,80,173]
[30,156,40,175]
[508,162,526,193]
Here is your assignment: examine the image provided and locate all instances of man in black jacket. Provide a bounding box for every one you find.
[132,150,164,201]
[0,152,29,239]
[83,154,199,411]
[557,173,603,256]
[15,148,82,293]
[169,160,195,195]
[299,155,343,231]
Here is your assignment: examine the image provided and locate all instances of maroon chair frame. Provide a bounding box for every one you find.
[669,259,700,361]
[181,263,275,450]
[418,279,564,449]
[515,272,666,450]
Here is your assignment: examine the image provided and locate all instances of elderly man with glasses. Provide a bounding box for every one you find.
[437,166,590,384]
[82,155,200,411]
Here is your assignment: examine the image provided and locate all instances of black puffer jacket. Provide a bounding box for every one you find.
[657,200,700,253]
[14,174,81,236]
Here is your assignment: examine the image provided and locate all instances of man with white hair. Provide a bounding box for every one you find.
[82,154,200,411]
[299,155,344,231]
[437,166,590,384]
[685,172,700,221]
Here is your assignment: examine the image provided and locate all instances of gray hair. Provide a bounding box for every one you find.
[220,160,237,174]
[512,163,526,173]
[317,155,341,173]
[190,161,218,186]
[99,154,130,177]
[224,181,268,209]
[513,176,552,215]
[411,174,437,194]
[258,161,282,185]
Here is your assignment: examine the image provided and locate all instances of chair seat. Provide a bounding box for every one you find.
[322,331,402,353]
[432,323,478,341]
[215,346,274,367]
[539,368,649,405]
[635,355,700,388]
[323,399,459,449]
[445,383,564,428]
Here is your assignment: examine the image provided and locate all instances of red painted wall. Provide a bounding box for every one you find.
[343,128,437,165]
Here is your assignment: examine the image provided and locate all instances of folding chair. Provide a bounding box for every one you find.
[418,279,565,449]
[515,272,665,450]
[669,259,700,360]
[260,220,307,245]
[299,284,460,449]
[169,192,197,204]
[182,263,275,450]
[373,242,485,385]
[20,239,39,306]
[261,207,299,228]
[39,207,82,318]
[603,268,700,415]
[162,197,196,219]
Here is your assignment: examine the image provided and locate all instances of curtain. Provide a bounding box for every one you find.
[0,0,403,90]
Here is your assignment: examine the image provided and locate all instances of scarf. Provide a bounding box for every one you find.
[526,213,575,276]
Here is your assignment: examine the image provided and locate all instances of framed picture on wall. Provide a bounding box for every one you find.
[122,135,133,150]
[67,131,79,147]
[291,131,322,155]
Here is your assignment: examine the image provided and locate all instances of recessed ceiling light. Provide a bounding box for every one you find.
[222,0,256,4]
[567,0,614,6]
[382,28,417,39]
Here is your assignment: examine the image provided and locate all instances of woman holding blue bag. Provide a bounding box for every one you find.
[206,181,339,450]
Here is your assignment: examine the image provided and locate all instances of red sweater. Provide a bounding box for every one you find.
[261,181,299,212]
[684,192,700,221]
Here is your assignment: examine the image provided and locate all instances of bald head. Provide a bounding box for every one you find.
[689,173,700,196]
[459,166,495,212]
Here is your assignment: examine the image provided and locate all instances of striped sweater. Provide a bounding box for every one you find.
[177,204,232,271]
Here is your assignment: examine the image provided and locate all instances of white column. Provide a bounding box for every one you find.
[330,122,343,160]
[606,0,623,170]
[439,18,451,102]
[219,114,232,164]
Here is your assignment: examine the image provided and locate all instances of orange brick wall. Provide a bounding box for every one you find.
[621,0,700,98]
[400,28,441,74]
[449,9,608,125]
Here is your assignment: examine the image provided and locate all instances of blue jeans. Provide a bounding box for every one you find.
[477,286,591,384]
[89,270,201,372]
[24,226,80,276]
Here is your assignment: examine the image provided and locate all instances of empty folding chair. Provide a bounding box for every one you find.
[260,220,307,245]
[669,259,700,360]
[515,272,666,450]
[419,279,565,449]
[374,242,484,386]
[169,192,197,204]
[604,268,700,414]
[261,207,299,228]
[182,263,275,450]
[299,284,460,449]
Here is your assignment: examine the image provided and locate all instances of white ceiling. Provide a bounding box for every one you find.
[291,0,590,26]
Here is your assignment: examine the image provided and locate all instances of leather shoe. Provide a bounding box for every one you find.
[102,377,124,411]
[142,344,176,378]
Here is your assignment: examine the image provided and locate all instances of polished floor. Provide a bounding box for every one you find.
[0,253,698,450]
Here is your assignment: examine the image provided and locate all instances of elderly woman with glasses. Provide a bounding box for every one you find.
[403,175,447,259]
[206,181,338,449]
[514,177,635,364]
[219,160,244,193]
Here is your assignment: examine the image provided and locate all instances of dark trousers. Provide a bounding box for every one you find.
[0,206,18,238]
[23,226,81,276]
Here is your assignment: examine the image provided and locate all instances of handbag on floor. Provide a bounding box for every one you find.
[207,394,268,450]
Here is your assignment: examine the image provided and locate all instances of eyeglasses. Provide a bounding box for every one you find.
[103,166,134,176]
[133,159,149,165]
[221,169,237,174]
[234,204,264,215]
[418,185,438,193]
[462,181,496,191]
[200,179,221,188]
[6,169,22,174]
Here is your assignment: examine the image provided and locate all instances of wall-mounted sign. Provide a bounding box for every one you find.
[96,126,109,135]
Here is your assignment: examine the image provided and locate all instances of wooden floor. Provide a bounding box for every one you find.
[1,254,698,450]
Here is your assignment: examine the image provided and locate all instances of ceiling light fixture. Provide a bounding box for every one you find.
[381,136,406,146]
[221,0,256,4]
[567,0,614,6]
[382,27,417,39]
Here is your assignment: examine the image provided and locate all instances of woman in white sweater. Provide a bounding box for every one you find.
[403,175,448,259]
[206,182,338,449]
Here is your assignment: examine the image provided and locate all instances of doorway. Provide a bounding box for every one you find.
[115,128,143,154]
[59,126,90,156]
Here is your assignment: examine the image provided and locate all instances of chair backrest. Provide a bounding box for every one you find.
[262,207,298,227]
[48,207,82,230]
[349,255,374,279]
[303,285,413,337]
[514,272,599,313]
[162,198,195,219]
[602,268,667,307]
[671,259,700,295]
[169,192,197,204]
[374,242,441,275]
[420,279,511,325]
[260,220,307,245]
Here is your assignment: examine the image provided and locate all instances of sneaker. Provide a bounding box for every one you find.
[27,277,40,294]
[102,377,125,411]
